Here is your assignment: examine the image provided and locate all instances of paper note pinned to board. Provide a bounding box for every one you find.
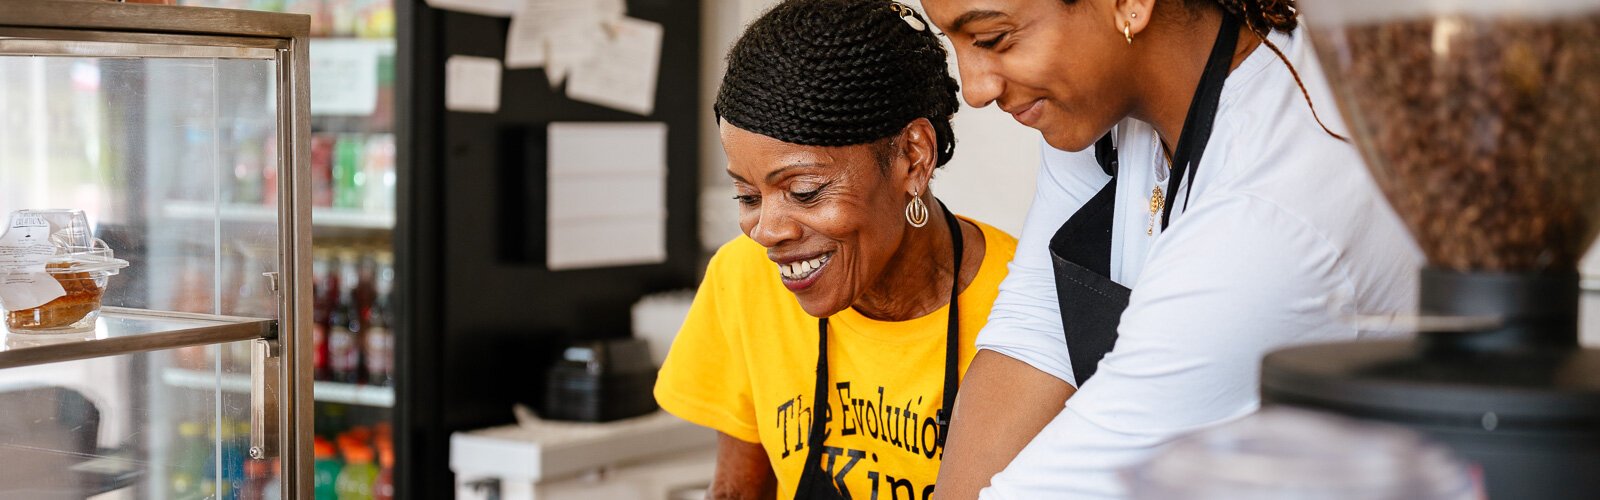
[565,17,663,116]
[547,122,669,270]
[506,0,622,70]
[309,39,383,115]
[445,55,502,113]
[424,0,519,17]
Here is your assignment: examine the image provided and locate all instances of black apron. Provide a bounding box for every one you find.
[1051,12,1241,386]
[793,200,965,500]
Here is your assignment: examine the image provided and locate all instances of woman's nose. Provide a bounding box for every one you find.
[957,55,1003,109]
[747,203,802,248]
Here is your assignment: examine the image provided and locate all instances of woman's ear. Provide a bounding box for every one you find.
[899,118,938,195]
[1114,0,1157,39]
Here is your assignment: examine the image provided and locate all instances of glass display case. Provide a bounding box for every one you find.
[170,2,399,498]
[0,0,312,497]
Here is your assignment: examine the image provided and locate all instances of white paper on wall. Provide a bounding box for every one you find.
[546,122,669,270]
[423,0,519,17]
[445,55,503,113]
[565,17,663,116]
[505,0,626,88]
[309,39,386,115]
[506,0,609,70]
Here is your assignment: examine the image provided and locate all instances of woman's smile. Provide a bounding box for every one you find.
[776,252,833,292]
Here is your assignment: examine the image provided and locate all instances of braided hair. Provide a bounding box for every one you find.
[1210,0,1298,36]
[715,0,962,167]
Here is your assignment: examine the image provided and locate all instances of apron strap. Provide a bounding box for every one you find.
[934,199,962,447]
[1161,11,1241,229]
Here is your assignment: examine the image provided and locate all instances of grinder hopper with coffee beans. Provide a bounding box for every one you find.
[1258,1,1600,497]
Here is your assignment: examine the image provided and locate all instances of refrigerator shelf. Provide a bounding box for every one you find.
[0,307,274,370]
[162,201,395,230]
[162,367,395,407]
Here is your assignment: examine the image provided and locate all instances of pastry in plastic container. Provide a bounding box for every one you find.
[0,209,131,334]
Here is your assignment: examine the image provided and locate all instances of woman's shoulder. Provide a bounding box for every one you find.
[958,216,1019,294]
[962,216,1019,261]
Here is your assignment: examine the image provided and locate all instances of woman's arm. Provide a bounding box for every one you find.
[933,143,1107,499]
[709,432,778,500]
[934,351,1074,500]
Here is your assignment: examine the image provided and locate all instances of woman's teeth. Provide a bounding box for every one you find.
[780,254,831,280]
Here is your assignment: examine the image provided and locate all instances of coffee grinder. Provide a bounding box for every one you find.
[1260,2,1600,498]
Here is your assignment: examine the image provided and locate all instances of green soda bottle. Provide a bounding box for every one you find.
[335,434,379,500]
[333,135,365,209]
[314,435,343,499]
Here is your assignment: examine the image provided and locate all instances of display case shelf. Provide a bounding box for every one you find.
[162,201,395,230]
[0,308,274,370]
[162,368,394,407]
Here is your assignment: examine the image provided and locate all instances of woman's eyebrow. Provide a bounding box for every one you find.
[724,162,829,184]
[948,10,1006,32]
[765,163,828,183]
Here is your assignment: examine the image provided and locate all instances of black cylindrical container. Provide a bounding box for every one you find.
[1262,269,1600,499]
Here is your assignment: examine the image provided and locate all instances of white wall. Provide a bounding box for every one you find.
[696,0,1042,251]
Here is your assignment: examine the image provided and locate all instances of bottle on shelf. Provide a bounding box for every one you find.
[328,290,360,384]
[241,457,273,500]
[333,134,365,210]
[336,431,380,500]
[374,424,394,500]
[170,421,208,498]
[314,435,343,499]
[262,132,280,206]
[233,134,265,205]
[313,249,336,380]
[328,249,365,383]
[363,134,395,212]
[311,134,336,208]
[364,300,392,387]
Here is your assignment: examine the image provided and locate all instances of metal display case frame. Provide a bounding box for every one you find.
[0,0,313,496]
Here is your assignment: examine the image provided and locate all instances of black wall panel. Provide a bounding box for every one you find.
[397,1,700,497]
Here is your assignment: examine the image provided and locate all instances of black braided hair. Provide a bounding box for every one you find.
[715,0,962,167]
[1211,0,1297,35]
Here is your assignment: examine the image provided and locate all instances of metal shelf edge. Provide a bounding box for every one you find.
[162,368,394,407]
[162,202,395,230]
[0,309,274,369]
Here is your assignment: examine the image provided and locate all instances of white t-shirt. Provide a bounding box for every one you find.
[975,28,1424,498]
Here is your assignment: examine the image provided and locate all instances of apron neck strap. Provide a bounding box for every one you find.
[1161,11,1242,230]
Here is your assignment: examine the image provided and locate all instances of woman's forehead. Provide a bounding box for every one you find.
[922,0,1030,32]
[722,124,879,182]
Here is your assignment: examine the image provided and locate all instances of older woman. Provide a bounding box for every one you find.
[653,0,1017,498]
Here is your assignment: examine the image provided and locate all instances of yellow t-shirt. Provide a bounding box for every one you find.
[655,217,1017,499]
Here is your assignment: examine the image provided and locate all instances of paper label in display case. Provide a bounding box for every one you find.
[0,214,65,311]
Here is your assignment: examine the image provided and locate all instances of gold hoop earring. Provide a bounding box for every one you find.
[905,192,929,228]
[1124,21,1134,45]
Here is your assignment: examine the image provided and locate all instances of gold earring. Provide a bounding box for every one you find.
[905,191,929,228]
[1124,21,1134,45]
